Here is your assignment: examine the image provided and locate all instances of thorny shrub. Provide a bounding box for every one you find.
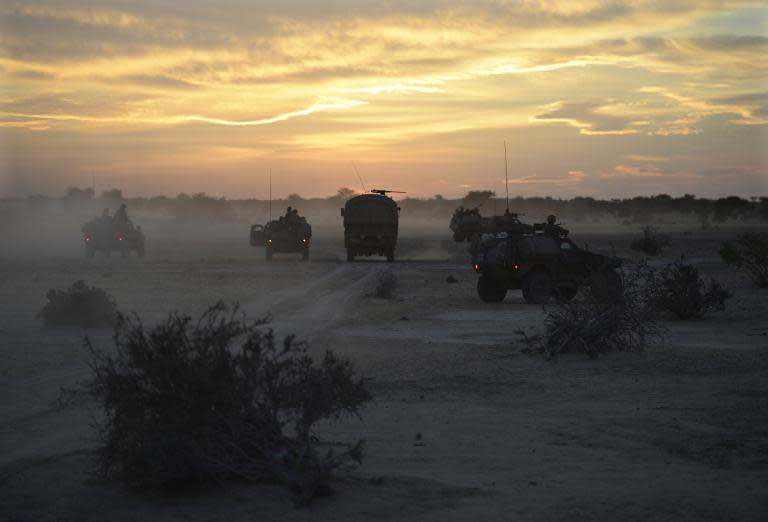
[39,280,118,328]
[630,226,671,256]
[648,260,731,319]
[84,302,370,504]
[537,264,664,358]
[719,232,768,288]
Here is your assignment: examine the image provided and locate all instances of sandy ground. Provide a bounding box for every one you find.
[1,224,767,521]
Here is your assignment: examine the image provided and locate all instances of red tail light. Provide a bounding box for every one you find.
[473,263,481,271]
[513,263,520,270]
[84,234,92,242]
[117,235,124,241]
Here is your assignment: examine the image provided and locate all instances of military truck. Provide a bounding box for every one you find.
[250,208,312,261]
[341,189,401,262]
[471,217,622,304]
[82,215,145,259]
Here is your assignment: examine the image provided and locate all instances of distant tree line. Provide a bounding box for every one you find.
[12,187,768,224]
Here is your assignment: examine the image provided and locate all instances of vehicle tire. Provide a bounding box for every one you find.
[302,246,309,261]
[477,275,507,303]
[554,283,578,303]
[386,248,395,263]
[346,249,354,262]
[522,270,553,304]
[453,232,465,242]
[591,269,623,303]
[85,245,95,259]
[266,245,273,261]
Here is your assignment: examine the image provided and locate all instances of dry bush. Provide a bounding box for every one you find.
[39,280,118,328]
[370,269,397,299]
[539,265,664,358]
[648,260,731,319]
[720,232,768,288]
[84,302,370,504]
[630,226,671,256]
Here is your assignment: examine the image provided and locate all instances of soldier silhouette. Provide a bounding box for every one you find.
[113,204,129,230]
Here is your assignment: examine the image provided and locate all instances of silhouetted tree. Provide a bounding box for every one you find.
[101,189,123,200]
[66,187,94,199]
[462,190,495,209]
[334,187,356,200]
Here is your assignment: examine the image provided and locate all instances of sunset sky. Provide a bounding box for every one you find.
[1,0,766,199]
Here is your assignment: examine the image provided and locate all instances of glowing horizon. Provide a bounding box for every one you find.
[1,1,766,199]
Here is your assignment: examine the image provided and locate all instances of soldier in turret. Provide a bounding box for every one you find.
[114,204,128,224]
[541,214,569,237]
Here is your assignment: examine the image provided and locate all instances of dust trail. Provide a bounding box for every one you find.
[241,264,378,338]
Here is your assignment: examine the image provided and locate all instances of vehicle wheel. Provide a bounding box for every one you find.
[554,284,578,303]
[477,275,507,303]
[453,232,465,242]
[85,246,95,259]
[591,270,623,302]
[346,249,354,262]
[266,246,273,261]
[386,248,395,262]
[522,270,553,304]
[302,247,310,261]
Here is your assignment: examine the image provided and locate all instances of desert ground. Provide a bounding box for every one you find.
[1,217,767,521]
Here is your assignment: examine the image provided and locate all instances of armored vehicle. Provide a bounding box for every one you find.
[341,189,401,262]
[471,217,622,304]
[450,207,533,245]
[82,214,145,259]
[250,207,312,261]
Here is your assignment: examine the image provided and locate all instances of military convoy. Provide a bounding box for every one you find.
[243,195,621,305]
[82,206,145,258]
[341,189,401,262]
[250,207,312,261]
[79,194,621,306]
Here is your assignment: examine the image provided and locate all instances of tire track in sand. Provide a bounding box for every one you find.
[242,263,379,339]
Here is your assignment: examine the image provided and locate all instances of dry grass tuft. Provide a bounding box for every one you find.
[630,226,671,256]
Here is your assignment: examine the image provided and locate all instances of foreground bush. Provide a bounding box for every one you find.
[84,302,370,503]
[720,232,768,287]
[630,226,671,256]
[648,261,731,319]
[539,265,664,358]
[39,280,118,328]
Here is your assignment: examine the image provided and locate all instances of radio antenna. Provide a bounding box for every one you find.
[504,140,509,212]
[351,161,367,193]
[268,169,272,221]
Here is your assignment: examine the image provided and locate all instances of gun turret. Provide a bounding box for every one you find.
[370,189,405,196]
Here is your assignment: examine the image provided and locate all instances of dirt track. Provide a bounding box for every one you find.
[1,227,767,521]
